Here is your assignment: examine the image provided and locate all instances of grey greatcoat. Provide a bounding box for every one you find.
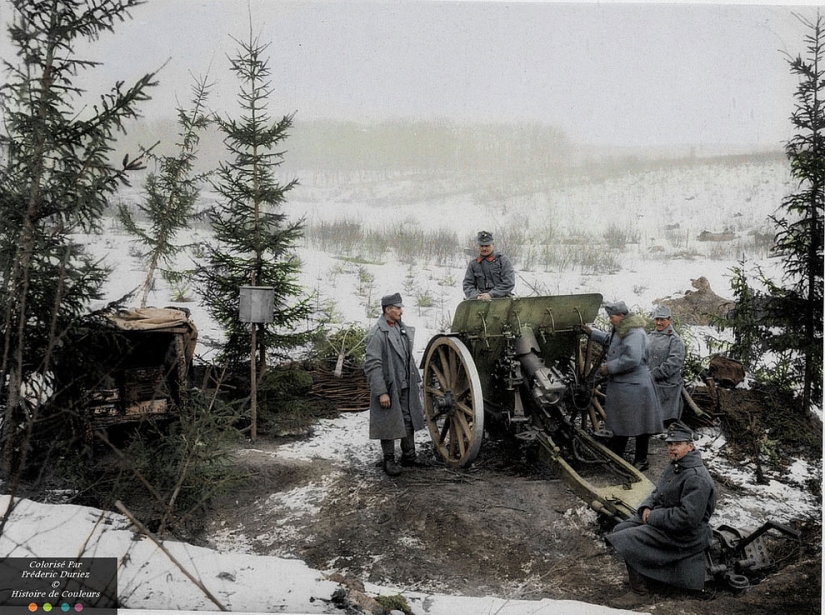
[647,325,686,423]
[462,252,516,299]
[363,316,425,440]
[608,449,716,590]
[590,314,663,437]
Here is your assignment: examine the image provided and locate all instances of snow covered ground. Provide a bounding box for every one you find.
[0,489,631,615]
[0,411,819,615]
[2,158,821,615]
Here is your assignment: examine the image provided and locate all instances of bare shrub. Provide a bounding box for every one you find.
[387,221,425,264]
[416,291,435,309]
[665,227,690,248]
[425,228,460,266]
[361,230,391,261]
[576,245,621,275]
[307,218,364,253]
[603,223,641,250]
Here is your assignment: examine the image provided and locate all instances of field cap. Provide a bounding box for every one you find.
[477,230,494,245]
[665,420,695,443]
[381,292,404,308]
[653,305,672,319]
[604,301,629,316]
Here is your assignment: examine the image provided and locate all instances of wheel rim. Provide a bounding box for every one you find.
[422,336,484,468]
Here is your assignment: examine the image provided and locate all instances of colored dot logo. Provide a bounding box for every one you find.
[24,604,83,612]
[43,605,52,613]
[28,605,36,612]
[61,605,70,612]
[74,605,83,612]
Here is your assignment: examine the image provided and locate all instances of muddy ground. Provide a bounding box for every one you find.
[201,423,821,615]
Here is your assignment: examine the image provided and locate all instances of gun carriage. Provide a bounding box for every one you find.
[420,294,653,521]
[420,294,800,590]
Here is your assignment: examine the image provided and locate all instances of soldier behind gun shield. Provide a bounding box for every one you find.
[462,230,515,300]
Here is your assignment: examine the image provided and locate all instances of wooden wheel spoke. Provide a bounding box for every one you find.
[424,385,444,396]
[430,409,446,422]
[456,400,476,420]
[429,363,447,390]
[583,345,606,379]
[439,418,452,445]
[449,349,459,385]
[592,397,607,420]
[454,383,470,401]
[453,411,473,441]
[436,346,448,367]
[450,420,466,457]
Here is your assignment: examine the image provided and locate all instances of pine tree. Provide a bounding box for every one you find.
[771,11,825,411]
[0,0,155,470]
[119,77,212,308]
[196,33,310,369]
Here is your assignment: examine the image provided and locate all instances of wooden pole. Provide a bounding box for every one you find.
[250,323,257,441]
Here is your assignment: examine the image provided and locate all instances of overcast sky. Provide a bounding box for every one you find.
[1,1,819,149]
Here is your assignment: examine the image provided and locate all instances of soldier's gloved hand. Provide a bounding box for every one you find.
[580,324,592,336]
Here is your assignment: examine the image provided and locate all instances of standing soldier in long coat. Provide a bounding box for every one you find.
[607,420,716,608]
[364,293,426,476]
[581,301,663,470]
[647,305,686,426]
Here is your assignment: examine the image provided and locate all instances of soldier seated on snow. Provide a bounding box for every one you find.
[606,420,716,608]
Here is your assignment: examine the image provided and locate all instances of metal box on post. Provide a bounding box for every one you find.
[239,286,275,323]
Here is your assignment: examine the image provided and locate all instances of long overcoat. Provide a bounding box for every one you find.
[462,251,515,299]
[607,449,716,590]
[647,325,686,423]
[363,316,425,440]
[590,315,663,437]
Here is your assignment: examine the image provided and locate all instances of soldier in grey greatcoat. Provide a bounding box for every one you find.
[462,230,515,300]
[363,293,426,476]
[581,301,663,470]
[607,420,716,608]
[647,305,686,426]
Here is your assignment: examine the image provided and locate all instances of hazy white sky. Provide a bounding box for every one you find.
[1,1,819,148]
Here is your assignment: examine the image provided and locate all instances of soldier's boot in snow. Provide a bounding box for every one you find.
[610,565,650,609]
[382,457,402,476]
[400,452,428,468]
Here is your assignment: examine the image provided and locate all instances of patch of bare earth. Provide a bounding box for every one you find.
[202,410,820,615]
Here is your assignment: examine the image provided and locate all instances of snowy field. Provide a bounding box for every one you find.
[3,157,821,615]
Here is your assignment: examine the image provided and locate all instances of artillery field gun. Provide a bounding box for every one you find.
[420,294,653,520]
[420,294,800,591]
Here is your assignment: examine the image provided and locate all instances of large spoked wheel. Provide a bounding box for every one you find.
[422,336,484,468]
[573,334,609,435]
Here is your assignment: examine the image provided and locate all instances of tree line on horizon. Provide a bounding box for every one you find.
[119,116,786,182]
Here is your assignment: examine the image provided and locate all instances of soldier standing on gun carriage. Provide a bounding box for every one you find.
[580,301,663,470]
[462,230,515,300]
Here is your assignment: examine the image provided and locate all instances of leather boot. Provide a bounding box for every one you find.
[610,565,650,609]
[400,452,428,467]
[610,589,649,609]
[382,457,401,476]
